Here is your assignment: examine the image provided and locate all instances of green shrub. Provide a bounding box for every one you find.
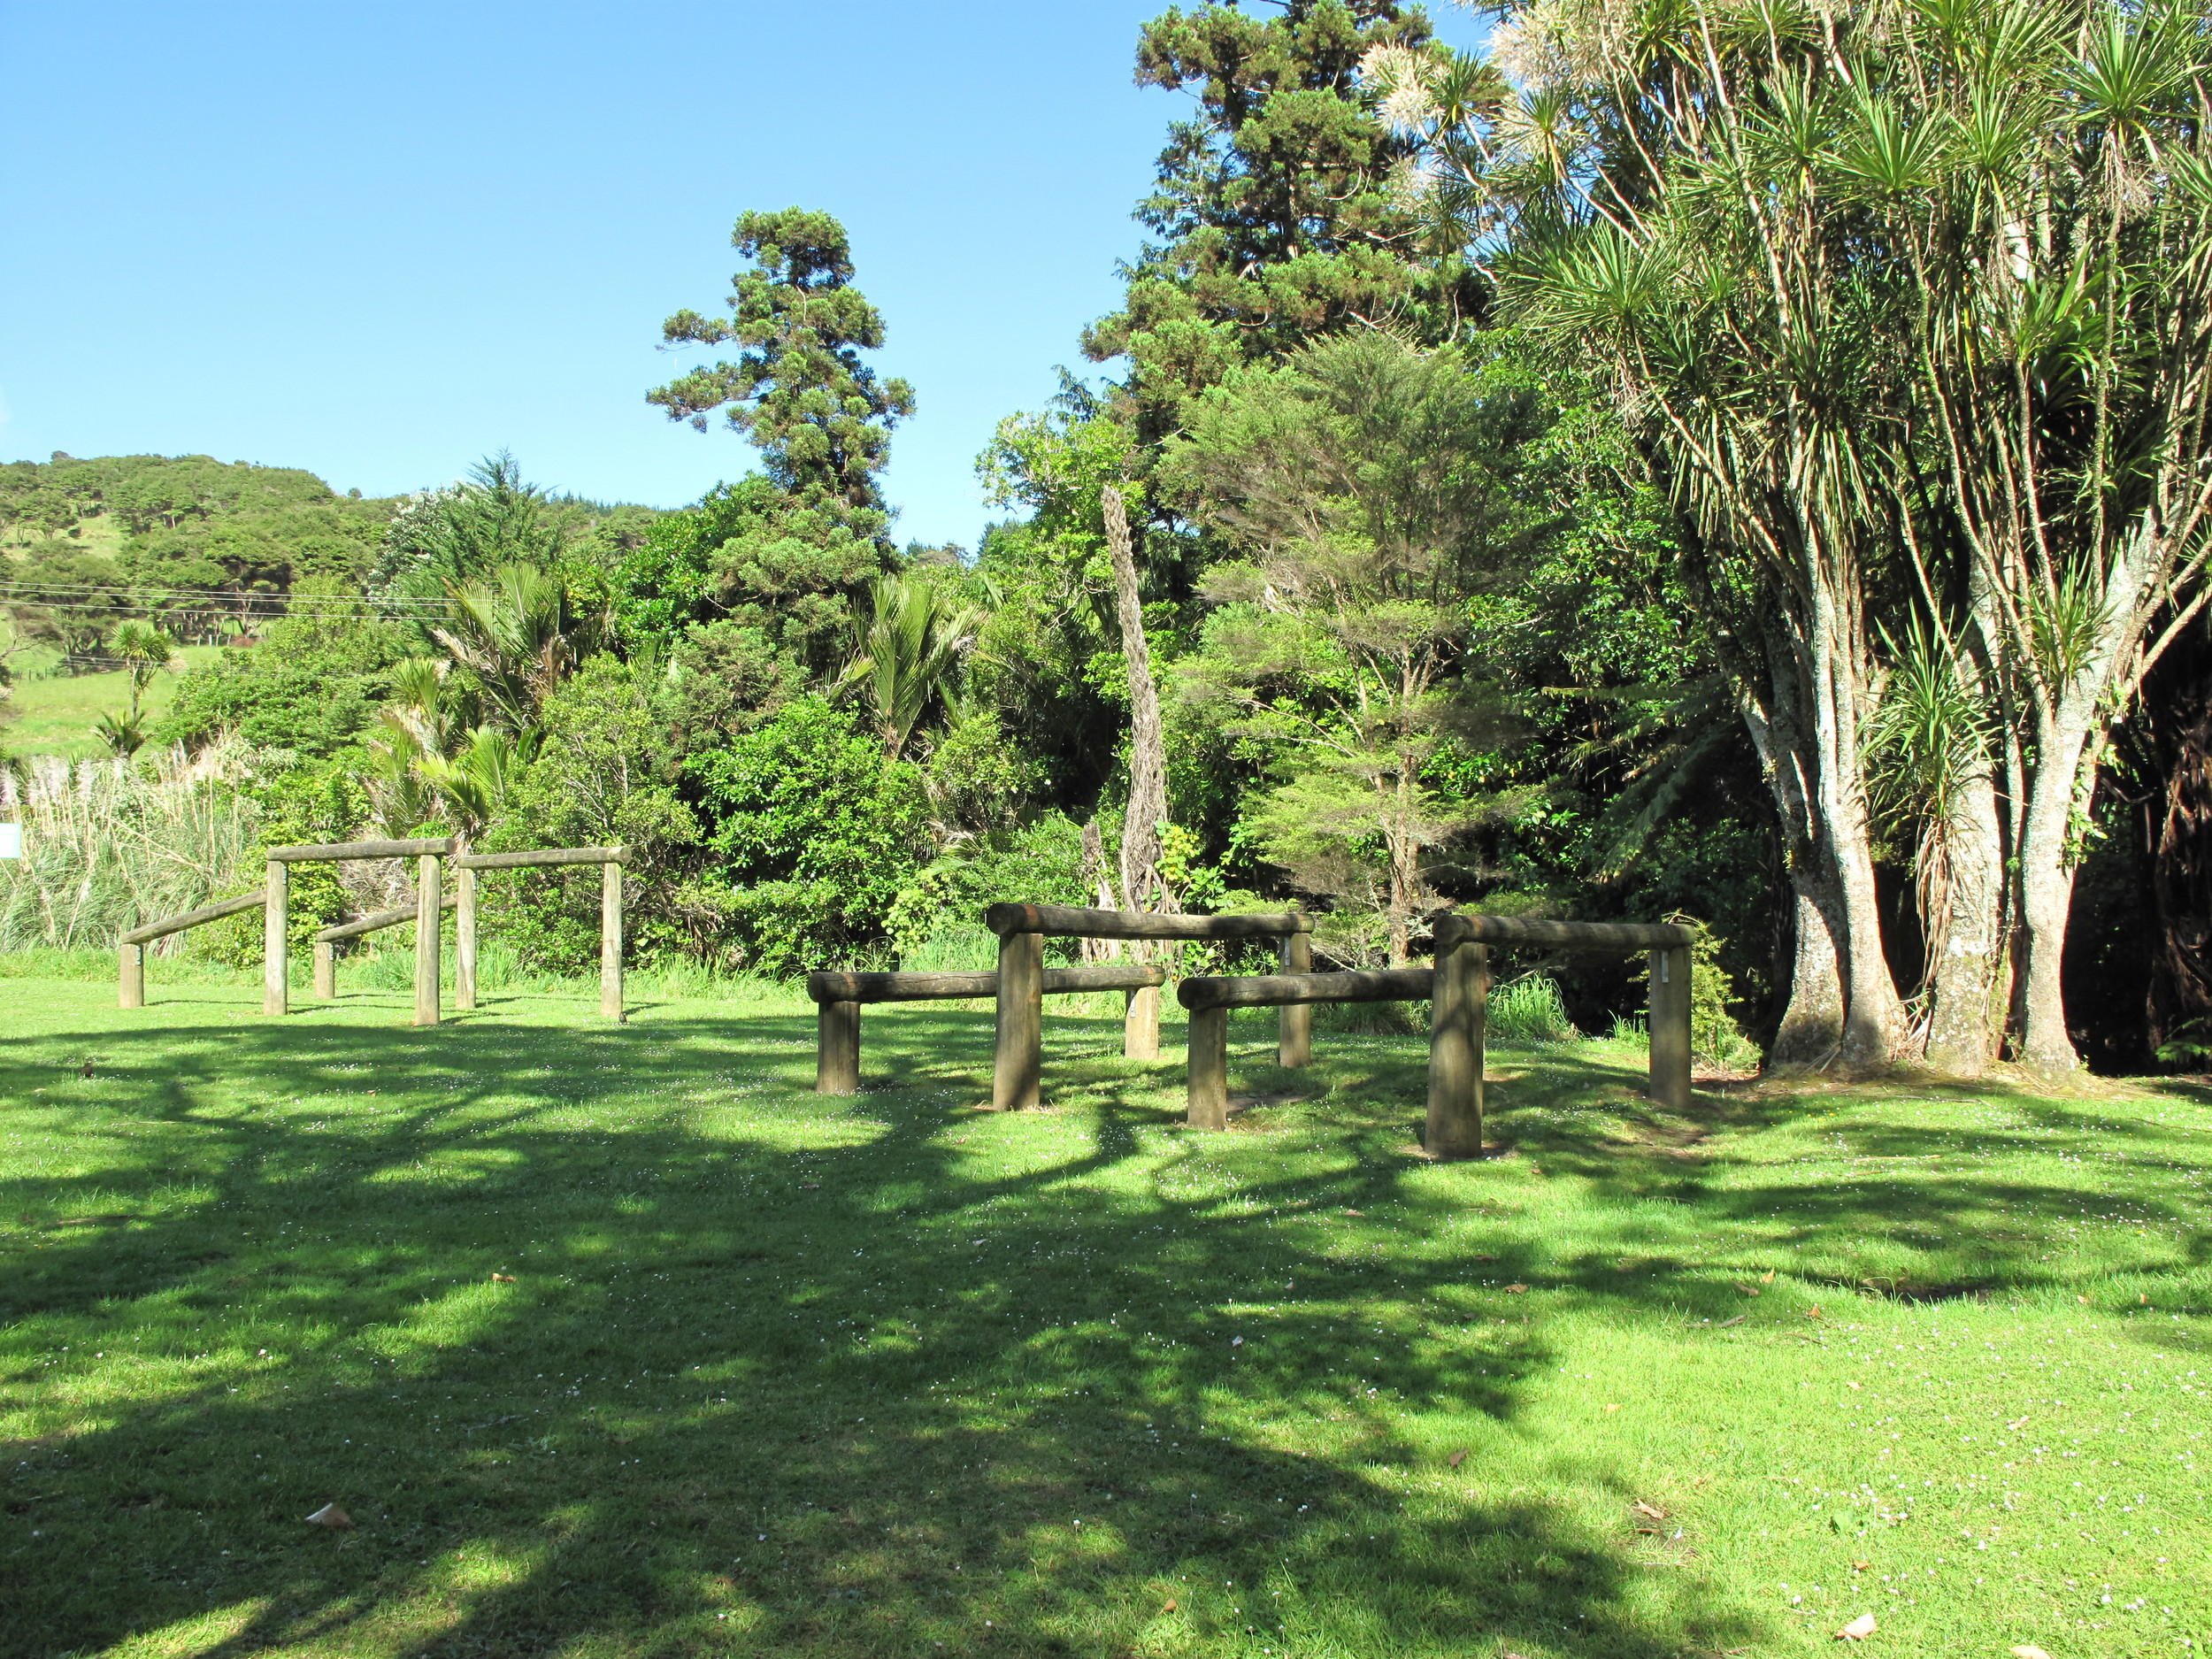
[1487,973,1575,1043]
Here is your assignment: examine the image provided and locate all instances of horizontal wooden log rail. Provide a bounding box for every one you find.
[1178,965,1433,1011]
[265,836,456,863]
[809,963,1168,1006]
[451,845,628,871]
[1433,911,1694,952]
[985,902,1312,941]
[119,889,267,1008]
[811,962,1171,1093]
[121,889,266,948]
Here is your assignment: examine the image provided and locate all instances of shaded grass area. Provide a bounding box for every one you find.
[1,979,2208,1657]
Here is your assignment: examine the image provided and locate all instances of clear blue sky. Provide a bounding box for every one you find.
[0,1,1485,552]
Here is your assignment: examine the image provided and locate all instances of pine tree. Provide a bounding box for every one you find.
[649,208,914,540]
[1083,2,1479,450]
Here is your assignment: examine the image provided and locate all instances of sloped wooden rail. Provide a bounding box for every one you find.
[982,904,1312,1110]
[118,889,266,1008]
[807,962,1169,1095]
[311,890,460,999]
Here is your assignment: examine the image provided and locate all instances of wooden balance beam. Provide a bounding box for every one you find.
[982,904,1314,1110]
[806,962,1171,1096]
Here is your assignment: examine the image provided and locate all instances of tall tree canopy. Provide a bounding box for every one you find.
[649,208,914,539]
[1083,0,1480,454]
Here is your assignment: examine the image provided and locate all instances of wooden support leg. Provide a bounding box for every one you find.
[991,929,1043,1110]
[455,863,478,1010]
[1123,979,1160,1061]
[1648,944,1693,1110]
[817,1000,860,1094]
[1426,940,1486,1158]
[262,859,288,1017]
[600,861,625,1022]
[414,854,442,1027]
[313,941,335,1000]
[1187,1005,1230,1131]
[1277,930,1312,1067]
[119,942,144,1010]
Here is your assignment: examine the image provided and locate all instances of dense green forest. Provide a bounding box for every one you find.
[4,0,2207,1079]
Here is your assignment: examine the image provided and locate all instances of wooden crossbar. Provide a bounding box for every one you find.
[266,837,456,863]
[986,902,1311,941]
[313,891,458,944]
[1178,966,1432,1010]
[809,964,1167,1005]
[1434,912,1694,952]
[121,889,266,948]
[451,846,627,871]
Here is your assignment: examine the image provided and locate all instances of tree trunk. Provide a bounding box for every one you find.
[1771,881,1847,1066]
[1925,766,2006,1075]
[1104,486,1174,916]
[2016,710,2093,1074]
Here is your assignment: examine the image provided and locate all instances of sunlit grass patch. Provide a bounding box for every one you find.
[0,979,2207,1655]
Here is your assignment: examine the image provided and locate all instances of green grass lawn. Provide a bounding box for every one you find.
[1,978,2207,1657]
[4,647,224,759]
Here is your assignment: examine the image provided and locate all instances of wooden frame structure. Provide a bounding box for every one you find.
[806,962,1170,1095]
[983,903,1313,1110]
[450,845,628,1021]
[1177,911,1695,1156]
[263,838,456,1025]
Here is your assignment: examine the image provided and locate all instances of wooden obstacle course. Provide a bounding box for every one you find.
[450,845,627,1020]
[1176,910,1696,1156]
[118,889,267,1009]
[982,903,1312,1110]
[808,962,1170,1095]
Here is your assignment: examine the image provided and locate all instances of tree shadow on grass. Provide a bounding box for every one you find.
[0,1002,1773,1657]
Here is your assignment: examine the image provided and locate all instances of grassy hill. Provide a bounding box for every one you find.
[3,641,227,760]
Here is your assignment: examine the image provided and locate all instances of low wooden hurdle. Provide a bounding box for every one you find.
[984,903,1315,1110]
[1177,911,1695,1155]
[807,962,1171,1095]
[119,889,267,1008]
[450,845,628,1020]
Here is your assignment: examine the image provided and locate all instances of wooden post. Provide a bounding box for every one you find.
[119,942,144,1010]
[600,859,624,1021]
[1123,959,1160,1062]
[817,1000,860,1094]
[991,928,1044,1110]
[262,858,288,1017]
[312,940,335,999]
[1277,928,1312,1067]
[413,853,442,1027]
[1187,1004,1230,1131]
[1426,940,1486,1158]
[1648,943,1693,1110]
[455,862,478,1010]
